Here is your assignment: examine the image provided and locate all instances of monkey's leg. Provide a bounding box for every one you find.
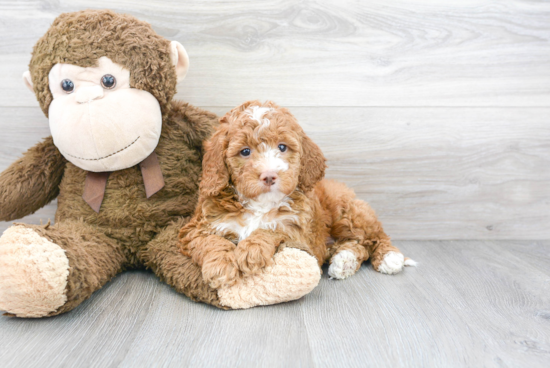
[0,221,127,318]
[140,218,225,308]
[218,241,321,309]
[142,220,320,309]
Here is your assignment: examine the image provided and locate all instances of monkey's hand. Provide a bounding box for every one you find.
[0,137,65,221]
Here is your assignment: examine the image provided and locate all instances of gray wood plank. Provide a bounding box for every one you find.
[1,0,550,107]
[302,240,550,368]
[293,107,550,240]
[1,107,548,240]
[404,241,550,367]
[0,271,161,368]
[504,240,550,277]
[118,288,314,368]
[0,241,548,368]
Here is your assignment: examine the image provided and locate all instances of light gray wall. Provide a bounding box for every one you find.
[1,0,548,239]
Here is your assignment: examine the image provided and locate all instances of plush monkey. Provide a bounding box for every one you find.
[0,10,321,317]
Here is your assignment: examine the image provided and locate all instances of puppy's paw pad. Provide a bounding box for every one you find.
[377,251,406,275]
[328,250,359,280]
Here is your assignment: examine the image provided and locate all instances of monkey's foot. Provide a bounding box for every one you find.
[217,247,321,309]
[0,225,69,318]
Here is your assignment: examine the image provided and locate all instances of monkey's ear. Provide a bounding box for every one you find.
[22,71,34,93]
[170,41,190,82]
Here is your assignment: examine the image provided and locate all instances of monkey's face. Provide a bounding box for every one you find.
[43,56,162,172]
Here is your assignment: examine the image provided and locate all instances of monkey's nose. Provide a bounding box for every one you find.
[75,85,104,104]
[260,172,278,186]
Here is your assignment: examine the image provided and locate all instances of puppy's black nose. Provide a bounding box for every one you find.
[260,172,278,186]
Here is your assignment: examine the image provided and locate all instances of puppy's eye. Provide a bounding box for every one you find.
[240,148,251,157]
[278,144,287,152]
[101,74,116,89]
[61,79,74,93]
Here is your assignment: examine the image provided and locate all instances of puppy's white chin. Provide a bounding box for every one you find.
[254,189,287,204]
[237,186,291,211]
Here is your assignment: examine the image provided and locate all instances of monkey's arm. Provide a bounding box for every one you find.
[0,136,66,221]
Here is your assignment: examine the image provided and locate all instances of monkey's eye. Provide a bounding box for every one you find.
[240,148,251,157]
[61,79,74,93]
[278,144,287,152]
[101,74,116,89]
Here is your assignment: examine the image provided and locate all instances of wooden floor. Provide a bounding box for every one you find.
[0,240,548,368]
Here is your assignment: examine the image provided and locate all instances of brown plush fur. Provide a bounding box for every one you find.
[0,137,66,221]
[179,101,406,287]
[0,10,226,315]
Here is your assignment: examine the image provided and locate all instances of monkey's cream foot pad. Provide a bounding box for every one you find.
[218,247,321,309]
[0,226,69,318]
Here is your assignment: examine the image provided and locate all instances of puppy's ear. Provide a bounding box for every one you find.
[200,118,230,197]
[298,133,326,192]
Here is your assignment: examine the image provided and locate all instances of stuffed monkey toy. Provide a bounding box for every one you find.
[0,10,321,317]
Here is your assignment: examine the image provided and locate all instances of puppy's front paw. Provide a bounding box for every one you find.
[376,251,416,275]
[234,239,275,277]
[202,251,241,288]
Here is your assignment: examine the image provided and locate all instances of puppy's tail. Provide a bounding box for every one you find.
[404,257,418,267]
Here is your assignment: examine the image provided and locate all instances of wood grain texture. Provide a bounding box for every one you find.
[1,0,550,107]
[1,107,548,239]
[0,240,548,368]
[295,107,550,240]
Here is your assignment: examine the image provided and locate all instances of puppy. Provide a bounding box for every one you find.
[179,100,415,288]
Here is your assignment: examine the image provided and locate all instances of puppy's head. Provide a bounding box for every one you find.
[200,100,326,200]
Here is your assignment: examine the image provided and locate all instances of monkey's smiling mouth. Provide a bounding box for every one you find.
[63,136,140,161]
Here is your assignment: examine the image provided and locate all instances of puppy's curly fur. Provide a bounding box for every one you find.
[179,100,414,288]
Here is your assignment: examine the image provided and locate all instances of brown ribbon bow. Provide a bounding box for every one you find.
[82,152,165,213]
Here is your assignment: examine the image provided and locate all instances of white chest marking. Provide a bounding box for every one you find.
[213,192,297,241]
